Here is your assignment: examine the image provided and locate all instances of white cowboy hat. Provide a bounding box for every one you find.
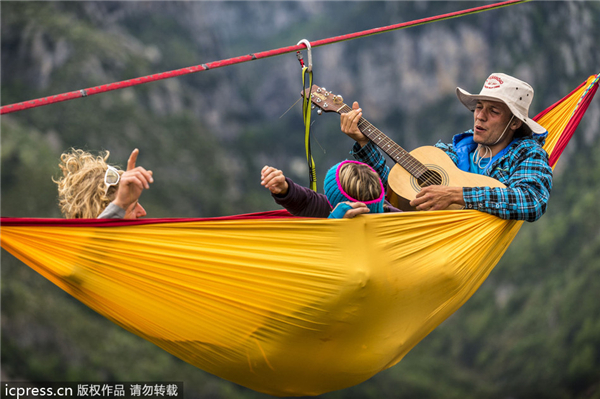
[456,73,546,135]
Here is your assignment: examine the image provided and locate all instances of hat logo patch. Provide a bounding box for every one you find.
[484,75,504,89]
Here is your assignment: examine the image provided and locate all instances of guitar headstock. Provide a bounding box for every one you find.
[301,85,345,114]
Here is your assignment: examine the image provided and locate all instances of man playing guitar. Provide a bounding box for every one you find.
[340,73,553,222]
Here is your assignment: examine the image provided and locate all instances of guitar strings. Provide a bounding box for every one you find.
[419,170,443,186]
[279,97,303,119]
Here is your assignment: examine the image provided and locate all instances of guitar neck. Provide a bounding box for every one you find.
[335,103,428,178]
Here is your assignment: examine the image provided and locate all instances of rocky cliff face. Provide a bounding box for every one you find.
[4,2,598,140]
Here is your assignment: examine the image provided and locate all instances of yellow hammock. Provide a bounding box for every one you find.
[1,74,598,397]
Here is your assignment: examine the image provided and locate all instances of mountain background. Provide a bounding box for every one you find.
[2,1,599,398]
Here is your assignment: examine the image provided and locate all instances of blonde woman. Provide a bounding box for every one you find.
[55,148,153,219]
[261,160,400,218]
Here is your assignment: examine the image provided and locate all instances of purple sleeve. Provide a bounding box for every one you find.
[383,201,402,213]
[272,178,332,218]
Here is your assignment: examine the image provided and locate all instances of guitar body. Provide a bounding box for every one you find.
[301,86,506,211]
[386,146,506,210]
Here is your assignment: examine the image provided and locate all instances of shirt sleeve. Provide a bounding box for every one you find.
[271,178,332,218]
[350,141,390,187]
[462,147,553,222]
[434,140,459,166]
[383,201,403,213]
[97,202,126,219]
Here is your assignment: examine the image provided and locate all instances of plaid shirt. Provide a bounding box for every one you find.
[350,130,553,222]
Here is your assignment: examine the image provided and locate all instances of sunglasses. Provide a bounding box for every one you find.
[104,165,121,194]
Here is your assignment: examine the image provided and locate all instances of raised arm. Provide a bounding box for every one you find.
[112,148,154,211]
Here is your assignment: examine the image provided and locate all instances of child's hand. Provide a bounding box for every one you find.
[261,166,289,195]
[329,201,370,219]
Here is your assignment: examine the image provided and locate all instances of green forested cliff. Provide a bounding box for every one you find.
[2,2,599,398]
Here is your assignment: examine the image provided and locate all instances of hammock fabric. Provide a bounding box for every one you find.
[1,74,598,397]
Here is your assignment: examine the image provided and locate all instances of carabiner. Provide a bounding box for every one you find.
[296,39,313,72]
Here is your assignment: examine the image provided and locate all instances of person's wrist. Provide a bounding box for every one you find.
[354,133,369,147]
[112,195,132,211]
[111,200,127,211]
[281,181,289,195]
[273,181,289,197]
[455,188,466,206]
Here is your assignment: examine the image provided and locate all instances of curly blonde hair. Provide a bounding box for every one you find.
[54,149,121,219]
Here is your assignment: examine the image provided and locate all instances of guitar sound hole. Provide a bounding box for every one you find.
[417,170,443,187]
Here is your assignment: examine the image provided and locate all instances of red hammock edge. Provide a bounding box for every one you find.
[0,210,297,227]
[539,76,599,167]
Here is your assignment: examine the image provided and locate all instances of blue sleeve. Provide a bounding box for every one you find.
[462,146,553,222]
[350,141,390,187]
[434,140,459,166]
[328,203,354,219]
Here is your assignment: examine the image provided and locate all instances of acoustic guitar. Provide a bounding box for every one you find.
[302,85,505,211]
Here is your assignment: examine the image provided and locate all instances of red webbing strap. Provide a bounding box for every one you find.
[533,80,587,122]
[532,74,599,168]
[1,0,527,115]
[0,210,302,227]
[547,80,598,167]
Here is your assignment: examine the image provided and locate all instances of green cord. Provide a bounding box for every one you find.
[301,67,317,192]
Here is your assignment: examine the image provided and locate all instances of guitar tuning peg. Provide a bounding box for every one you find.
[317,109,322,115]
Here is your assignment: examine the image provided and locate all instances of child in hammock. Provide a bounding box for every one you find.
[261,160,401,218]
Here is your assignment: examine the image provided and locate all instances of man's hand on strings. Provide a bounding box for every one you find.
[113,148,154,211]
[340,101,369,147]
[410,186,465,211]
[261,166,289,196]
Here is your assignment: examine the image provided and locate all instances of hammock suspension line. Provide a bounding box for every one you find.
[0,0,530,115]
[297,39,318,191]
